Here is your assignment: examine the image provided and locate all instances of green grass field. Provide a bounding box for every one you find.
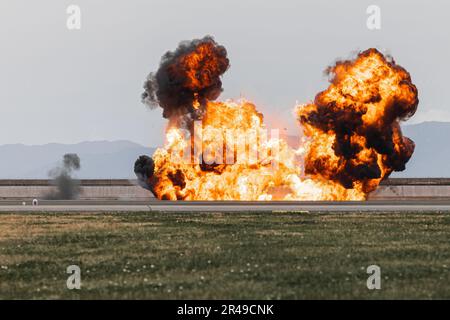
[0,211,449,299]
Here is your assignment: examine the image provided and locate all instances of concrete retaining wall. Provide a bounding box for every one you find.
[369,185,450,200]
[0,185,153,200]
[0,179,449,200]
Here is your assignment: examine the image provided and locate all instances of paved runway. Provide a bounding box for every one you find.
[0,199,450,212]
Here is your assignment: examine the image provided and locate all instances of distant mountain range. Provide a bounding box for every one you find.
[393,121,450,178]
[0,121,448,178]
[0,141,154,179]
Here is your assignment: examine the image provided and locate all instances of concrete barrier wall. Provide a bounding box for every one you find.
[0,180,449,200]
[369,185,450,200]
[79,186,153,200]
[0,186,153,200]
[0,186,54,199]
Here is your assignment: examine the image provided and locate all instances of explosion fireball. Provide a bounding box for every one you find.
[135,36,418,201]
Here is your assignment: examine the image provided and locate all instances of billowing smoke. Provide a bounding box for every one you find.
[297,49,418,193]
[142,35,229,119]
[135,38,418,200]
[46,153,81,200]
[137,36,229,197]
[134,155,155,193]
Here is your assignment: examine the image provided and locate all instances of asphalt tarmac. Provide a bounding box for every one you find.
[0,199,449,212]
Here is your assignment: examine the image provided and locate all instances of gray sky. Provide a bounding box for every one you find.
[0,0,448,147]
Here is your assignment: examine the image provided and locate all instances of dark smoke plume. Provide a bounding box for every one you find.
[137,36,229,191]
[46,153,81,200]
[134,155,155,194]
[142,35,229,119]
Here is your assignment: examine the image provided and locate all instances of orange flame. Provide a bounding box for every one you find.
[297,49,418,195]
[142,46,418,201]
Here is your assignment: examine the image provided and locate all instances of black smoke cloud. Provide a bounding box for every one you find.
[142,35,229,119]
[46,153,81,200]
[134,155,155,193]
[136,36,229,193]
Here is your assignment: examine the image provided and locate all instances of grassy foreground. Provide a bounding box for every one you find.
[0,211,449,299]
